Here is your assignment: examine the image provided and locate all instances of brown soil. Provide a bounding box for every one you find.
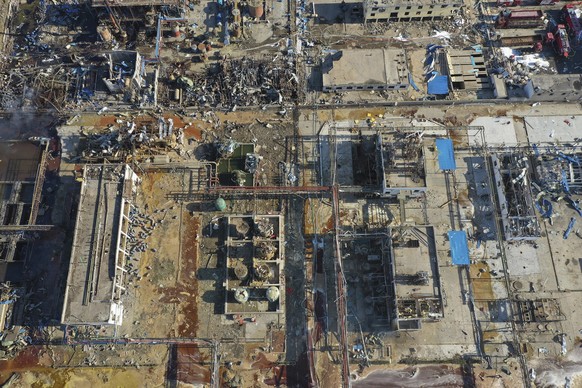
[157,214,200,337]
[470,262,494,300]
[174,344,211,385]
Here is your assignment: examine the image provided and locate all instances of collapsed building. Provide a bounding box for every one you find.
[92,0,183,43]
[76,51,158,106]
[0,138,55,355]
[491,152,540,241]
[179,56,299,108]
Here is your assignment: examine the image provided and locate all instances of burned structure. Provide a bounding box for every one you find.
[318,127,427,196]
[491,153,540,241]
[6,0,582,380]
[341,226,442,334]
[380,129,427,196]
[92,0,183,43]
[0,139,52,337]
[391,226,442,330]
[75,51,158,106]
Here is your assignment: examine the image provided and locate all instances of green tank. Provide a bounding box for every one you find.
[215,197,227,211]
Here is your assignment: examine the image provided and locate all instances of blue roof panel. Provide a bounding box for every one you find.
[427,75,449,95]
[436,138,457,170]
[448,231,470,265]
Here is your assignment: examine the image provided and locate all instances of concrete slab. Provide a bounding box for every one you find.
[469,116,518,145]
[505,244,540,276]
[524,115,582,144]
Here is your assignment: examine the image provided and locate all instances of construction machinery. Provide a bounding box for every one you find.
[547,24,572,57]
[500,33,543,47]
[563,4,582,45]
[497,0,522,6]
[497,10,545,29]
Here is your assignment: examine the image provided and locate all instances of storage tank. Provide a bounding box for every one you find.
[266,286,279,302]
[248,0,264,18]
[234,287,249,303]
[172,25,181,38]
[232,8,241,23]
[215,197,226,211]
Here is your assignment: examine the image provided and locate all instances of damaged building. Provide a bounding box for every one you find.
[61,164,140,327]
[76,51,158,106]
[5,0,582,382]
[317,127,426,196]
[491,153,541,241]
[342,226,443,333]
[92,0,183,42]
[362,0,463,23]
[0,139,51,330]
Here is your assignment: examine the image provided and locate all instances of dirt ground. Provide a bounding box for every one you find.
[118,171,199,339]
[1,367,166,388]
[0,344,168,387]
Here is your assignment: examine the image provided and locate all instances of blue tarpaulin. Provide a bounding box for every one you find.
[448,231,469,265]
[428,75,449,95]
[436,138,456,170]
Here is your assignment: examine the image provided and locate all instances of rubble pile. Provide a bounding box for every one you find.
[123,205,171,284]
[493,47,554,87]
[0,284,28,360]
[183,57,298,108]
[82,123,151,160]
[81,118,185,161]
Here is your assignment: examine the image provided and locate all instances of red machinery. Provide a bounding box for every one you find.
[563,4,582,44]
[547,25,572,57]
[496,10,545,28]
[497,0,522,6]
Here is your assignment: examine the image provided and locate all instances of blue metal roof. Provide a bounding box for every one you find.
[427,75,449,95]
[448,231,469,265]
[435,138,456,170]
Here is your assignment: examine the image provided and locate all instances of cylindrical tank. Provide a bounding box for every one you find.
[173,88,181,101]
[232,8,241,23]
[254,263,271,281]
[266,286,279,302]
[234,262,248,280]
[215,197,226,211]
[248,0,264,18]
[97,25,112,42]
[234,287,249,303]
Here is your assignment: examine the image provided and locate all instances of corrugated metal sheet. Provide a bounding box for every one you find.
[435,138,456,170]
[448,231,470,265]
